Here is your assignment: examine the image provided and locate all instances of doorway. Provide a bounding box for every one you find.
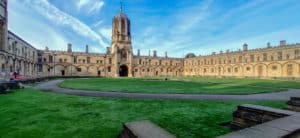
[119,65,128,77]
[61,70,65,76]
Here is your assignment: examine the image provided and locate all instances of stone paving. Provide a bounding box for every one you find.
[34,80,300,101]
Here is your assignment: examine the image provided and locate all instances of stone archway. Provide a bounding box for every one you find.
[119,65,128,77]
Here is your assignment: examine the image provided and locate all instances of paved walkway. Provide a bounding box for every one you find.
[34,80,300,101]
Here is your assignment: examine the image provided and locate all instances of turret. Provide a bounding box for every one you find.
[85,45,89,53]
[67,43,72,53]
[137,49,140,56]
[153,50,157,57]
[243,43,248,51]
[280,40,286,46]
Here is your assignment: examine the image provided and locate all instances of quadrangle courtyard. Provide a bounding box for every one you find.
[1,77,300,138]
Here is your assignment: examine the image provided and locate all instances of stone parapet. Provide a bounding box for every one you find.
[230,104,297,130]
[218,113,300,138]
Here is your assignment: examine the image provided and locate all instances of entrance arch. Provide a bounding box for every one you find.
[119,65,128,77]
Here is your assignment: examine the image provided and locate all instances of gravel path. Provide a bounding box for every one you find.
[34,80,300,101]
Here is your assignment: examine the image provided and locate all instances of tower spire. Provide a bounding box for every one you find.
[120,0,123,12]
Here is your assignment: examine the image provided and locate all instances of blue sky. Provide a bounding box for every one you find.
[8,0,300,57]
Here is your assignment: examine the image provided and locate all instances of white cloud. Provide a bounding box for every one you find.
[99,27,112,41]
[92,19,104,28]
[22,0,108,49]
[8,1,69,50]
[133,0,214,57]
[175,0,213,32]
[77,0,104,14]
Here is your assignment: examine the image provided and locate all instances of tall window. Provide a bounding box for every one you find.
[287,64,293,76]
[1,64,5,72]
[271,56,274,61]
[121,19,126,34]
[295,50,300,59]
[87,57,90,63]
[74,56,77,63]
[239,56,242,63]
[227,68,231,73]
[263,53,268,61]
[278,52,282,60]
[109,58,112,64]
[49,55,53,63]
[286,54,290,60]
[234,67,238,73]
[250,55,254,62]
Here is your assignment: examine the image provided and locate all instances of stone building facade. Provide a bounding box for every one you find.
[184,42,300,78]
[0,4,300,79]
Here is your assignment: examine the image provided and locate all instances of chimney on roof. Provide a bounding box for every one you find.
[220,50,223,54]
[67,43,72,53]
[106,47,110,54]
[148,50,151,57]
[85,45,89,53]
[280,40,286,46]
[153,50,157,57]
[267,42,271,48]
[137,49,140,56]
[243,43,248,51]
[226,49,230,53]
[165,51,168,58]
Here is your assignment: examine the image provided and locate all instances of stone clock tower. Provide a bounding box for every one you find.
[111,6,133,77]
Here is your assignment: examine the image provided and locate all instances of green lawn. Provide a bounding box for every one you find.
[59,77,300,94]
[0,89,287,138]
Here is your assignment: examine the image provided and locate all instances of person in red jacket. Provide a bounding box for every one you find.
[13,72,17,79]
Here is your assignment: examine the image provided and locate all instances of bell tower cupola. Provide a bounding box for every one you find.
[112,4,131,46]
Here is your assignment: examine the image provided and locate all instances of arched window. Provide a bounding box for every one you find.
[121,19,126,33]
